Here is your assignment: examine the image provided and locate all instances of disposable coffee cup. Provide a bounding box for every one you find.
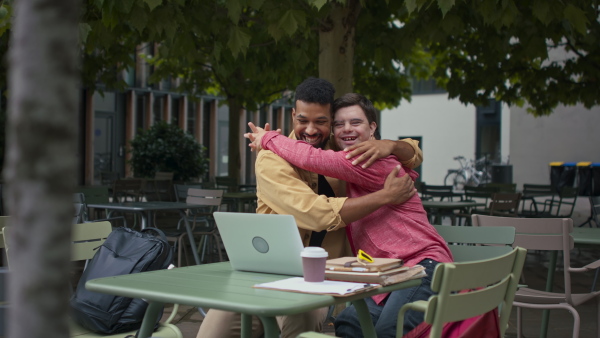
[301,247,328,282]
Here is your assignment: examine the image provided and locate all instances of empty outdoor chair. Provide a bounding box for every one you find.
[112,178,144,203]
[420,184,460,201]
[519,184,555,217]
[472,215,600,338]
[534,186,578,218]
[487,192,522,217]
[165,188,225,266]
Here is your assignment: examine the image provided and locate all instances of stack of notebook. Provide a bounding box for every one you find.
[325,257,426,285]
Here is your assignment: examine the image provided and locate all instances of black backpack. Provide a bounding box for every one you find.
[70,227,174,334]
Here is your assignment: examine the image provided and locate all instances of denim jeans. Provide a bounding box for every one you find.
[334,259,438,338]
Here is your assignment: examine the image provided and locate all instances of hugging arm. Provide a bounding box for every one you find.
[344,138,423,169]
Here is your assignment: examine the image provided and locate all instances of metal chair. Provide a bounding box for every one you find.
[535,186,578,218]
[421,184,462,224]
[112,178,144,203]
[165,188,225,266]
[455,185,500,225]
[472,215,600,338]
[488,192,522,217]
[421,184,460,201]
[519,184,555,217]
[215,176,238,192]
[433,224,515,262]
[481,183,517,193]
[296,247,527,338]
[397,247,527,338]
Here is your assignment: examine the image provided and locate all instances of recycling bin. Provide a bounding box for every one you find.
[550,162,577,194]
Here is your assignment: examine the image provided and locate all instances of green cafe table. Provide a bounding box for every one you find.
[86,262,421,338]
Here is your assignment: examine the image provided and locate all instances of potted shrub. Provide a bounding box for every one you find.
[129,122,209,182]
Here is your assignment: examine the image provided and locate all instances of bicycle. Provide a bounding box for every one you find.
[444,156,492,191]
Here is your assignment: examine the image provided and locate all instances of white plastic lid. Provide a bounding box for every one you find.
[301,246,328,258]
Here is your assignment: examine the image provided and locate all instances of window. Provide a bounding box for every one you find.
[187,100,196,135]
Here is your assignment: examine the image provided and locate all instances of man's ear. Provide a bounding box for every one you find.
[370,122,378,135]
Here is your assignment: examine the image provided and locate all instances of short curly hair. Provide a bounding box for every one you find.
[294,77,336,107]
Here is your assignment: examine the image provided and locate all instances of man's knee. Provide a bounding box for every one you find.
[278,307,329,338]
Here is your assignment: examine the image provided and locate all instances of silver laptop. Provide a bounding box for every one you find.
[213,212,304,276]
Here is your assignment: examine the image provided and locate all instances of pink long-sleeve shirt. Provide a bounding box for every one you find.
[261,132,453,302]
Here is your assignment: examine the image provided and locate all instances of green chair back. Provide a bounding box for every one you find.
[433,225,515,262]
[397,247,527,338]
[481,183,517,193]
[76,186,111,204]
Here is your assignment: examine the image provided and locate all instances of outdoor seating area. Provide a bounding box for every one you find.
[136,215,600,338]
[5,177,600,338]
[421,182,591,227]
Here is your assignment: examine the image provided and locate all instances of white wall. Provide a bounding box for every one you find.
[381,94,477,185]
[510,104,600,224]
[510,104,600,186]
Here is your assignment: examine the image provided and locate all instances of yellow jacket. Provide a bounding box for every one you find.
[255,133,422,259]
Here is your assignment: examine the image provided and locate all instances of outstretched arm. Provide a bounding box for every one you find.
[343,138,423,169]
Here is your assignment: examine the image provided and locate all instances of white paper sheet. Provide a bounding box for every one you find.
[254,277,380,295]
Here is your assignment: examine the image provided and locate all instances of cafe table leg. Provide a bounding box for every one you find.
[257,316,280,338]
[351,298,377,338]
[138,301,164,338]
[241,314,253,338]
[540,250,558,338]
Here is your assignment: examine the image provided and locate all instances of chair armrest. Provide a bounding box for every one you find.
[402,300,428,313]
[569,258,600,273]
[397,300,429,337]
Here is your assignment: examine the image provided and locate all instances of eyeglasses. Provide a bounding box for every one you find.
[356,249,374,266]
[343,249,375,268]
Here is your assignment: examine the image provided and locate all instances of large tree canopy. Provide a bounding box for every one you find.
[398,0,600,116]
[2,0,598,183]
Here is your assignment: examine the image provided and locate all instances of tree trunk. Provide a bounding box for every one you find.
[227,96,242,190]
[318,0,361,97]
[5,0,80,337]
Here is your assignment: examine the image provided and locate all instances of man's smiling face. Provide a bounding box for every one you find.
[292,100,331,149]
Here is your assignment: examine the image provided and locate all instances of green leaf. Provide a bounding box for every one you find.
[248,0,265,9]
[307,0,327,11]
[405,0,417,13]
[438,0,455,17]
[116,0,135,13]
[79,23,92,44]
[499,0,519,27]
[129,8,148,34]
[227,26,251,58]
[531,0,552,25]
[227,1,242,24]
[278,10,305,36]
[144,0,162,11]
[267,23,285,41]
[564,4,588,34]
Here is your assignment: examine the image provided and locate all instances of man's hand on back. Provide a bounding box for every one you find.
[382,165,416,205]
